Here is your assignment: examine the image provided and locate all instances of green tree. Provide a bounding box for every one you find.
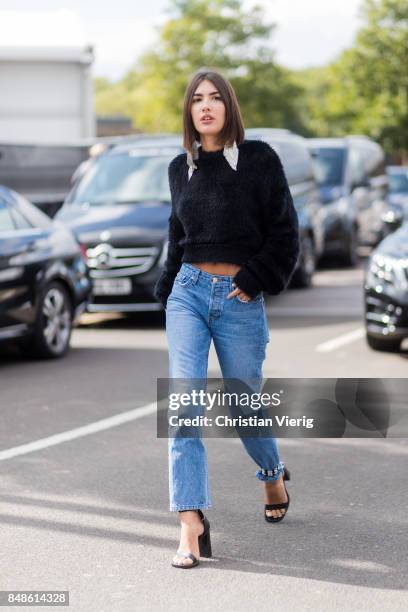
[95,0,305,134]
[295,0,408,156]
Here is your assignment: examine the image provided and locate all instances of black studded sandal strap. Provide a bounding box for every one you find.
[265,502,289,509]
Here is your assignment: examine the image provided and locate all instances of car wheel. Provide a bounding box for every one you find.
[27,281,73,358]
[290,235,315,288]
[341,226,358,267]
[366,333,401,353]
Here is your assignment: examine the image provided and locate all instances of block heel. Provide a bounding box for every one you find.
[198,511,212,558]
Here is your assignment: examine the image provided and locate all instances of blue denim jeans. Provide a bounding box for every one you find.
[165,262,285,511]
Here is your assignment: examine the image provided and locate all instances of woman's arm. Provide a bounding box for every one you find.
[232,144,300,298]
[153,159,185,309]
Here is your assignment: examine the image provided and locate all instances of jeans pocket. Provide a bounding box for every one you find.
[175,272,193,288]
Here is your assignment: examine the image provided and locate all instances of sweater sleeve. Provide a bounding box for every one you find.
[232,145,300,298]
[153,159,185,309]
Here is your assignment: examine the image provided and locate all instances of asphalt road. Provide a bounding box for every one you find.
[0,256,407,611]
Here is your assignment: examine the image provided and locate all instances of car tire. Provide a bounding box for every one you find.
[290,235,315,288]
[26,281,73,359]
[366,333,401,353]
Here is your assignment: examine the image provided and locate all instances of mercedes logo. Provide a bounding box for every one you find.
[94,244,114,269]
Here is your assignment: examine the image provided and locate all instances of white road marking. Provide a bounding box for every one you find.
[0,401,157,462]
[316,327,365,352]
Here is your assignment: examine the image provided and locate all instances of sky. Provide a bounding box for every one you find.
[0,0,364,80]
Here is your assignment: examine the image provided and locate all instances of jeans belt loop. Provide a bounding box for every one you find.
[191,267,199,285]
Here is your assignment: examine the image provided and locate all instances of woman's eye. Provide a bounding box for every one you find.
[193,96,222,102]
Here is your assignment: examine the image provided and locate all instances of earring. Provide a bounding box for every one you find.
[186,140,200,181]
[192,139,200,160]
[223,140,239,171]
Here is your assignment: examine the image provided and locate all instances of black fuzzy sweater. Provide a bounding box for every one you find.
[154,138,300,308]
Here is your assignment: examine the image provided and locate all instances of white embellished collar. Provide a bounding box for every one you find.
[186,140,239,181]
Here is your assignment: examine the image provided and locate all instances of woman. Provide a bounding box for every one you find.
[154,70,300,568]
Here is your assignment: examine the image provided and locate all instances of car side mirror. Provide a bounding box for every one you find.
[381,207,404,234]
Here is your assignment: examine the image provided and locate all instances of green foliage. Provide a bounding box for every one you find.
[295,0,408,154]
[95,0,305,134]
[95,0,408,156]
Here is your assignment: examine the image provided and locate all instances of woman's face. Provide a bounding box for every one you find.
[191,79,226,140]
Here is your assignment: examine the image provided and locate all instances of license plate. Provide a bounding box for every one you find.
[92,278,132,296]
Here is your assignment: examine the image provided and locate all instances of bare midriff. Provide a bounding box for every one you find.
[190,262,241,276]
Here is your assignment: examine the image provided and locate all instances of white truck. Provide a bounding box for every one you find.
[0,45,96,215]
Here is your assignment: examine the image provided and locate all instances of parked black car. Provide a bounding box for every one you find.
[307,136,389,264]
[364,220,408,352]
[0,186,91,358]
[246,128,325,287]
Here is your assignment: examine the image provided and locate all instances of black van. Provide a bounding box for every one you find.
[307,136,389,263]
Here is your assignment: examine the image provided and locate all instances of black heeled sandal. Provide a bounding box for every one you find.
[171,509,212,569]
[264,466,291,524]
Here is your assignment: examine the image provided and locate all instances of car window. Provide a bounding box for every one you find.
[11,192,52,229]
[308,147,346,186]
[0,200,15,232]
[388,171,408,194]
[9,205,33,230]
[68,148,181,205]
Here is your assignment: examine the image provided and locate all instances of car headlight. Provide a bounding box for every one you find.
[367,254,408,289]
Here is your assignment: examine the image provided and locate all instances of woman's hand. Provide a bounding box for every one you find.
[227,283,253,302]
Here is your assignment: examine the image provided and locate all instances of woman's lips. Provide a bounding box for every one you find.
[201,118,214,123]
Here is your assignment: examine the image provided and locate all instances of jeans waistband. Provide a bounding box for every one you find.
[180,262,237,285]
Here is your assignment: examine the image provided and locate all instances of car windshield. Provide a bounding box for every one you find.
[68,147,180,205]
[388,171,408,194]
[309,147,346,186]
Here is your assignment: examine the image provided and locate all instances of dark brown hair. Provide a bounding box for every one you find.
[182,69,245,155]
